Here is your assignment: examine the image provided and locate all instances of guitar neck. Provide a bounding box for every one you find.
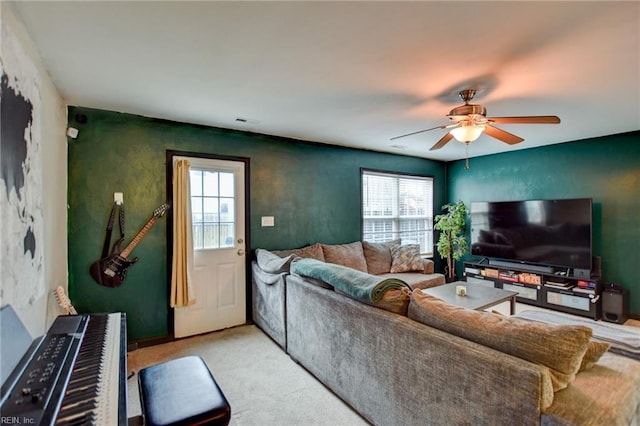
[120,216,159,258]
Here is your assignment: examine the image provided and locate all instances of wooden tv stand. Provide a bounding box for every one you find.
[463,259,603,320]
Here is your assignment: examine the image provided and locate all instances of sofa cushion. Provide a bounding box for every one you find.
[541,352,640,425]
[273,243,325,262]
[408,291,592,392]
[362,239,400,275]
[256,249,295,274]
[579,341,611,371]
[321,242,368,273]
[390,244,424,273]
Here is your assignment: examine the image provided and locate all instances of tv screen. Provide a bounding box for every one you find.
[470,198,592,271]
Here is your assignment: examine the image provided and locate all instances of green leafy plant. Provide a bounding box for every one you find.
[434,200,468,280]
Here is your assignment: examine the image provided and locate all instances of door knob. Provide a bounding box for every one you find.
[237,249,245,256]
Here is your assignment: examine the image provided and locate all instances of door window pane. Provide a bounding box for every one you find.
[220,223,235,248]
[191,198,203,223]
[219,172,234,197]
[190,170,203,196]
[192,223,203,249]
[219,198,234,222]
[203,171,219,197]
[190,168,236,250]
[203,198,218,222]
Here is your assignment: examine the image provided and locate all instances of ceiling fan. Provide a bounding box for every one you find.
[391,89,560,151]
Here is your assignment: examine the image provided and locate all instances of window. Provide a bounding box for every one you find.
[361,170,434,256]
[190,168,235,250]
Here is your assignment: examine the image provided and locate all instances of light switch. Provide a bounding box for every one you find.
[114,192,123,205]
[261,216,275,227]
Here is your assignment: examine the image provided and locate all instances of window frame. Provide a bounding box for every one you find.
[360,168,435,257]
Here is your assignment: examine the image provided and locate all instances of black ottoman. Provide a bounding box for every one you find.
[138,355,231,426]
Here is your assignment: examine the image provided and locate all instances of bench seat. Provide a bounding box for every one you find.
[138,356,230,426]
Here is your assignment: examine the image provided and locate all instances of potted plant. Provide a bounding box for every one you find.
[434,200,468,282]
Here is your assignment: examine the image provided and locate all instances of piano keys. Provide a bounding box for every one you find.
[0,311,127,426]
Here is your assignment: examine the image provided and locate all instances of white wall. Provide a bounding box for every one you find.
[1,3,68,337]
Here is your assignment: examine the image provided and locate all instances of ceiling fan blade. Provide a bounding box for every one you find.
[390,123,456,141]
[488,116,560,124]
[429,133,454,151]
[483,124,524,145]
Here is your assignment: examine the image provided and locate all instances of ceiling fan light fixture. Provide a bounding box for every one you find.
[450,124,485,143]
[390,88,559,150]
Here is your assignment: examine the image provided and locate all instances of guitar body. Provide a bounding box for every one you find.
[89,254,138,288]
[90,203,169,287]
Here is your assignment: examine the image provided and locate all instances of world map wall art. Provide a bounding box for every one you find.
[0,23,43,312]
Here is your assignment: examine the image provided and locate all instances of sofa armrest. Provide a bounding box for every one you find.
[256,248,295,274]
[252,261,288,349]
[421,258,435,274]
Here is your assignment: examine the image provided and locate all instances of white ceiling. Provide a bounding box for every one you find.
[10,1,640,161]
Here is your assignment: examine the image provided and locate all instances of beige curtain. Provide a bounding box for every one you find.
[171,159,196,307]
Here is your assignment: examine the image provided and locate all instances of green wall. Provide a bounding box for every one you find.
[67,107,446,341]
[447,131,640,315]
[67,106,639,340]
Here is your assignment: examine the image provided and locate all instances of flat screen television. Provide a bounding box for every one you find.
[470,198,592,271]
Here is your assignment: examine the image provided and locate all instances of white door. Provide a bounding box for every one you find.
[174,157,246,338]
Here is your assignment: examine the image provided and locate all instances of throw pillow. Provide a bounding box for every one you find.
[321,242,368,273]
[273,243,325,262]
[362,239,401,275]
[408,291,592,392]
[255,249,294,274]
[579,341,611,371]
[390,244,424,273]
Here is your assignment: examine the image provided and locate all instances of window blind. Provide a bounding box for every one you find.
[362,170,434,256]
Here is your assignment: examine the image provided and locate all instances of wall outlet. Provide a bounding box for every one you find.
[66,127,79,139]
[261,216,275,227]
[114,192,123,205]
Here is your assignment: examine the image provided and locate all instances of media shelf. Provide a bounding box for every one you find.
[464,260,603,320]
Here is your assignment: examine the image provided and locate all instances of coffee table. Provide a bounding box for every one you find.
[421,281,518,315]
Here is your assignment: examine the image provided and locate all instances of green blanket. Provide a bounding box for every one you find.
[291,258,412,303]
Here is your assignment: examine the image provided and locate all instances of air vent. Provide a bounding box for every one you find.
[235,117,260,124]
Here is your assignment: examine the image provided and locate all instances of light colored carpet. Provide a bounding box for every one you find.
[127,306,638,425]
[126,325,368,426]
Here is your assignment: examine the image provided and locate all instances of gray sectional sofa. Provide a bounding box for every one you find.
[251,241,640,425]
[251,241,445,350]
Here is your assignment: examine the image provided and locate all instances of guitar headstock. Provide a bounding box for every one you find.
[54,286,78,315]
[154,203,171,218]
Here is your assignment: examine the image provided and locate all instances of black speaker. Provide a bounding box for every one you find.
[602,287,628,324]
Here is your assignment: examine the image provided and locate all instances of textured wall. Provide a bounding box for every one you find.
[67,107,446,341]
[67,106,638,339]
[447,131,640,315]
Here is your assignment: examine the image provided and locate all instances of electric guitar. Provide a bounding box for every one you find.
[54,286,78,315]
[90,203,170,288]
